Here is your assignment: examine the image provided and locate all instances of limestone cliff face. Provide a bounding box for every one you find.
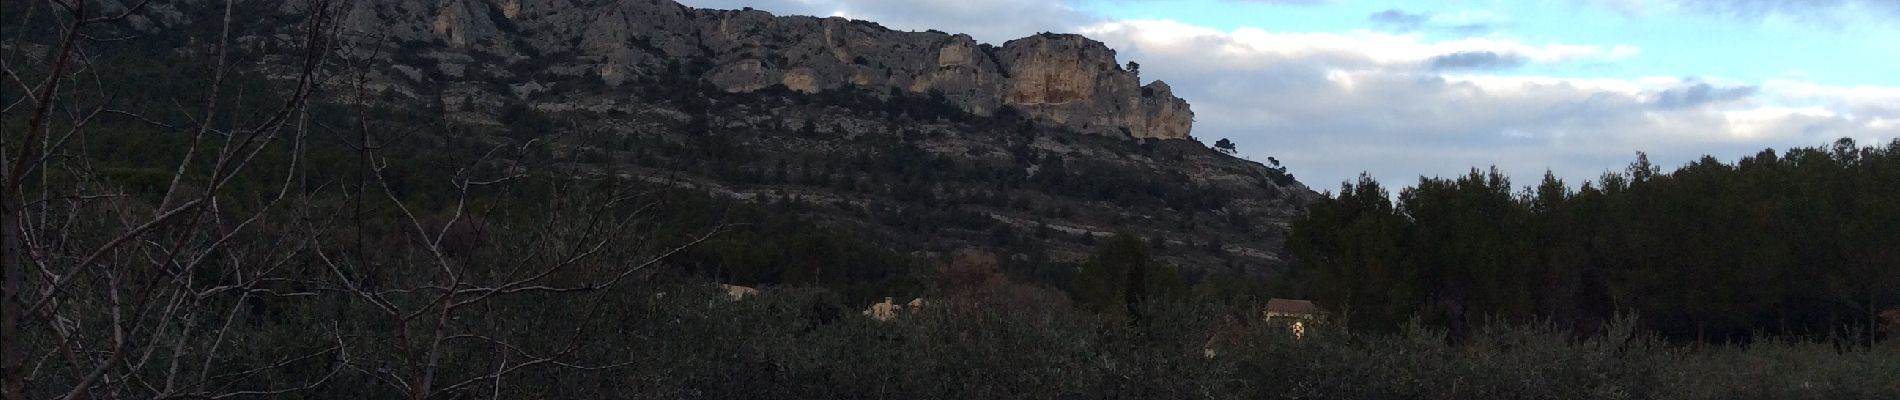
[1137,81,1195,140]
[95,0,1306,272]
[278,0,1194,140]
[995,34,1191,140]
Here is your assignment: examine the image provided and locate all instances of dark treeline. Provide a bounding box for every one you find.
[1289,139,1900,343]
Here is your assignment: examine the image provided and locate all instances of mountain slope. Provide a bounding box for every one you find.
[309,0,1194,139]
[82,0,1316,275]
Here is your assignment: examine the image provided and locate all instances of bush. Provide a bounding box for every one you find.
[526,285,1899,399]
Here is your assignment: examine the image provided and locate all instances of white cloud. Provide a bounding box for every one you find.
[1081,19,1896,188]
[1582,0,1900,20]
[1668,0,1900,18]
[1080,20,1637,74]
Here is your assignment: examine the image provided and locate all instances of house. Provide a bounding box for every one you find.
[863,297,902,321]
[1263,298,1322,339]
[1206,299,1327,358]
[1264,298,1319,320]
[717,284,759,301]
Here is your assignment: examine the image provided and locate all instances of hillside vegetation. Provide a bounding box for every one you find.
[1289,142,1900,344]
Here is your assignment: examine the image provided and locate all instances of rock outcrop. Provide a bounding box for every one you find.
[269,0,1195,139]
[100,0,1309,272]
[995,34,1193,139]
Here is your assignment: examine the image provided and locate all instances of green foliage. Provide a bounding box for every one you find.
[1290,141,1900,343]
[1073,233,1186,322]
[658,191,924,305]
[1399,167,1538,330]
[500,102,555,140]
[404,285,1900,399]
[1214,137,1237,154]
[1287,174,1417,332]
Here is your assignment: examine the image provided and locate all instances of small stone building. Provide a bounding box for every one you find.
[863,297,902,321]
[717,284,759,301]
[1263,298,1322,339]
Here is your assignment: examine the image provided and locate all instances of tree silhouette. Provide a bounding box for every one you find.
[1214,138,1237,154]
[1288,143,1900,342]
[1073,233,1184,324]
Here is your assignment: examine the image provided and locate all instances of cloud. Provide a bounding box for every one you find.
[1671,0,1900,18]
[1079,20,1636,72]
[1653,81,1759,109]
[1367,8,1505,35]
[1080,19,1896,188]
[1581,0,1900,19]
[1228,0,1331,5]
[1426,51,1527,71]
[1368,9,1428,31]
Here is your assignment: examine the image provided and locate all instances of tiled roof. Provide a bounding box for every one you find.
[1265,298,1318,315]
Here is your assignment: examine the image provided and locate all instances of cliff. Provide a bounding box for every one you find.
[90,0,1310,273]
[233,0,1193,139]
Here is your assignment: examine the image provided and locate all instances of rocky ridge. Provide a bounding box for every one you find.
[241,0,1192,139]
[95,0,1312,274]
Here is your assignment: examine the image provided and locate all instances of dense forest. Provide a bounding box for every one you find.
[1288,141,1900,343]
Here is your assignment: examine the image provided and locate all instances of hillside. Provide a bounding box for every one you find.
[77,0,1313,274]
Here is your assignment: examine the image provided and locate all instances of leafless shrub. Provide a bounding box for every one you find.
[0,2,715,399]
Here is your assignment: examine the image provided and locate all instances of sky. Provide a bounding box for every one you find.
[678,0,1900,192]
